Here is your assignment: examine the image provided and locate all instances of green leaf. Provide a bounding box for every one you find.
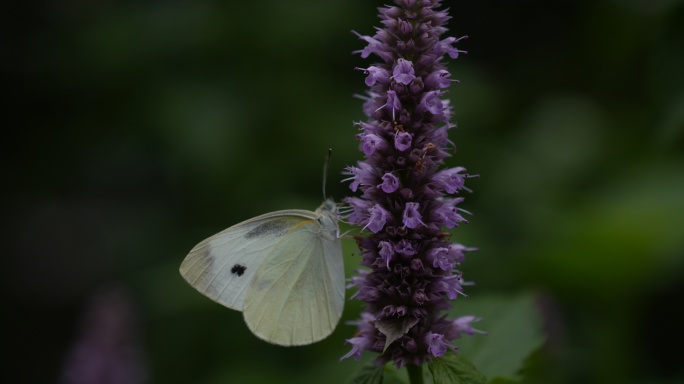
[376,316,419,352]
[346,361,385,384]
[450,292,545,382]
[383,364,409,384]
[428,353,487,384]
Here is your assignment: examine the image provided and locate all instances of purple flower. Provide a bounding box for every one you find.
[448,243,468,264]
[402,202,424,229]
[453,316,486,338]
[378,172,400,193]
[343,163,375,192]
[361,133,387,156]
[392,59,416,85]
[433,36,468,59]
[428,247,452,271]
[434,167,467,194]
[395,131,413,151]
[364,204,390,233]
[360,66,391,86]
[378,241,395,269]
[342,0,479,368]
[432,198,468,228]
[417,90,445,115]
[341,337,370,361]
[394,239,416,256]
[425,332,449,357]
[435,275,465,300]
[424,69,452,89]
[378,90,402,120]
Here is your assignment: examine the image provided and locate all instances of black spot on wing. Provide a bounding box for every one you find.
[244,218,291,239]
[231,264,247,276]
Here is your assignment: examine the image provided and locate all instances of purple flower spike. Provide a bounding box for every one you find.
[342,0,479,368]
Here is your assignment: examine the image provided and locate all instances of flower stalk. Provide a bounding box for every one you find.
[341,0,483,370]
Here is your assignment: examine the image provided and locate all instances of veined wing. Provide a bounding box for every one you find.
[179,210,317,311]
[243,220,345,346]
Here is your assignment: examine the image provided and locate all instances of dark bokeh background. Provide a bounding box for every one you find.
[5,0,684,383]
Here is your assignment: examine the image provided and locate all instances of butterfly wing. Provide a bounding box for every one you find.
[243,218,344,346]
[179,210,317,311]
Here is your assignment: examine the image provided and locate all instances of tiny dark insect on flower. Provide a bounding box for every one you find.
[231,264,247,276]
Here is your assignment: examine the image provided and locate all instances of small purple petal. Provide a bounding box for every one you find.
[434,167,466,194]
[395,131,413,151]
[340,337,368,361]
[344,197,372,225]
[394,239,416,256]
[361,66,390,87]
[402,202,424,229]
[428,247,452,271]
[424,69,452,89]
[392,59,416,85]
[453,316,486,338]
[364,204,390,233]
[378,241,394,269]
[448,243,468,263]
[361,133,387,156]
[353,31,393,62]
[384,90,402,115]
[378,172,400,193]
[409,77,424,94]
[418,90,444,115]
[412,289,428,305]
[410,258,425,272]
[432,36,467,59]
[437,275,465,300]
[425,332,448,357]
[343,163,375,192]
[398,19,412,35]
[433,198,467,228]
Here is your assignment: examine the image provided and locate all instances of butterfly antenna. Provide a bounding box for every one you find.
[323,148,332,199]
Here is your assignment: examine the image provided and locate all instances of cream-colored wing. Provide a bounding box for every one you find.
[179,210,317,311]
[242,219,345,346]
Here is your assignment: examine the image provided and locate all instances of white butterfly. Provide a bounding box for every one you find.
[179,198,345,346]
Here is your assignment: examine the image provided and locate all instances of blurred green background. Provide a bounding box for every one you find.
[5,0,684,383]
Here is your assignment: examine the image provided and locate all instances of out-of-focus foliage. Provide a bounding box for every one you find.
[4,0,683,383]
[450,293,545,382]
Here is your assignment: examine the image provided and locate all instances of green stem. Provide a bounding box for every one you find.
[406,364,424,384]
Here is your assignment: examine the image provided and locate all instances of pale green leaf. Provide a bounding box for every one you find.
[450,292,545,382]
[346,361,385,384]
[428,352,487,384]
